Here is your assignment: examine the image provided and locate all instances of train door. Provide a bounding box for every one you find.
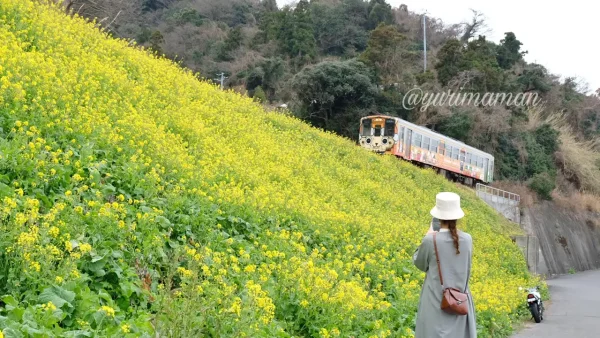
[404,129,412,158]
[397,126,405,155]
[483,157,489,182]
[459,149,466,172]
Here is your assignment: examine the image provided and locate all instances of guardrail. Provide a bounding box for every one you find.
[475,183,520,203]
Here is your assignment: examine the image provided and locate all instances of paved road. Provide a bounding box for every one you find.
[513,269,600,338]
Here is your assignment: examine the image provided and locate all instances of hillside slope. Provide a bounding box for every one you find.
[0,1,541,337]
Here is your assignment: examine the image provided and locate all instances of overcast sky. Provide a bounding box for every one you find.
[278,0,599,93]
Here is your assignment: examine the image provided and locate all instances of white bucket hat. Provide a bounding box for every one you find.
[430,192,465,220]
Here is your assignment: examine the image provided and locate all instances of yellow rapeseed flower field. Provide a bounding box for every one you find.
[0,1,545,337]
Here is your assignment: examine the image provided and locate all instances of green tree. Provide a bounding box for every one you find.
[517,64,552,93]
[436,110,475,142]
[310,0,369,56]
[292,59,378,137]
[360,24,408,83]
[289,0,316,64]
[252,86,267,103]
[367,0,393,29]
[245,58,285,100]
[462,36,504,92]
[149,30,164,55]
[434,39,465,86]
[496,32,526,69]
[142,0,164,12]
[217,27,243,61]
[262,0,278,13]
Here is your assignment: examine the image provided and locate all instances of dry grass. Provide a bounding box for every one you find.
[527,108,600,195]
[551,190,600,214]
[490,180,538,208]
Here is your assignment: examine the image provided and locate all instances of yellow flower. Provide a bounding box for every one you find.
[55,276,64,284]
[177,267,193,278]
[121,324,130,333]
[98,305,116,317]
[41,301,57,312]
[79,243,92,254]
[48,226,60,238]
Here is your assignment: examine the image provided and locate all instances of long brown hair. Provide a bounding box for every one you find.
[442,219,460,254]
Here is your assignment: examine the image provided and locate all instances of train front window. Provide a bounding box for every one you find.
[361,119,372,136]
[374,126,382,136]
[384,119,395,136]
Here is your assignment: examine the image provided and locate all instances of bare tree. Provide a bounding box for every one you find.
[460,9,488,43]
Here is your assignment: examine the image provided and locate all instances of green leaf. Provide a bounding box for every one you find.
[38,286,76,309]
[3,327,24,338]
[62,330,94,338]
[62,330,93,338]
[90,253,105,263]
[155,215,171,227]
[0,182,12,196]
[101,184,116,194]
[2,295,18,308]
[6,307,23,322]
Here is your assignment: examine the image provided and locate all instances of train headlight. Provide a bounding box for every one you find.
[382,138,388,144]
[366,138,371,144]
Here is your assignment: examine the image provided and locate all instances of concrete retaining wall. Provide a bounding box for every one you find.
[476,190,520,223]
[521,201,600,276]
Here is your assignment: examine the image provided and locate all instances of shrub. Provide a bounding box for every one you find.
[528,172,556,200]
[252,86,267,103]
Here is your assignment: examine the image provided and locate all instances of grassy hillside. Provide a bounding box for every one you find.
[0,1,542,337]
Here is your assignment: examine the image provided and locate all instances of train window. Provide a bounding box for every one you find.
[473,155,478,166]
[374,126,382,137]
[399,127,404,140]
[466,152,472,164]
[478,157,484,167]
[431,140,439,152]
[439,143,445,155]
[412,133,422,147]
[423,136,430,150]
[384,119,395,136]
[452,147,459,160]
[361,119,371,136]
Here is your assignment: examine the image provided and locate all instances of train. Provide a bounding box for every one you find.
[358,114,495,185]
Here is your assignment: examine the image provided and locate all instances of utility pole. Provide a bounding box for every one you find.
[214,72,227,90]
[423,13,427,72]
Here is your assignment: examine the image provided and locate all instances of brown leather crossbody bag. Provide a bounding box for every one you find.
[433,232,469,315]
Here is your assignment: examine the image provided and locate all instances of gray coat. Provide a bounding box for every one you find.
[412,229,476,338]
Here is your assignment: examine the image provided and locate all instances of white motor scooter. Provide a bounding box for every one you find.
[525,286,544,323]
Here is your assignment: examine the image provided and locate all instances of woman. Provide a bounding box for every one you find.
[413,192,476,338]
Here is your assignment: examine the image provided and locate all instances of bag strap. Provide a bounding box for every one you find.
[433,232,444,287]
